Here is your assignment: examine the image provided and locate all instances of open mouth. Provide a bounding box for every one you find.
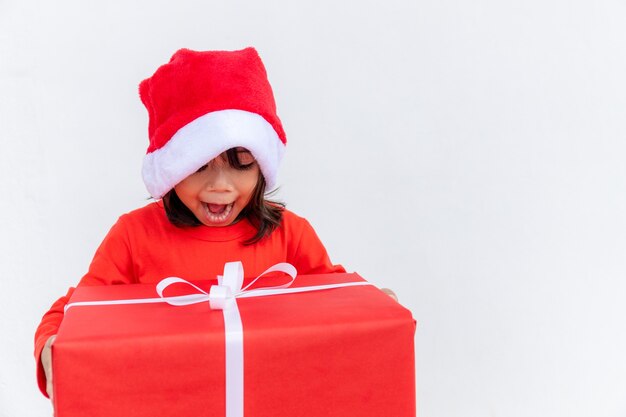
[202,202,234,224]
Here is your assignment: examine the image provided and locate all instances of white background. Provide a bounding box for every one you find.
[1,1,625,416]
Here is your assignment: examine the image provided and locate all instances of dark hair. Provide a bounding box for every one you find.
[162,148,284,245]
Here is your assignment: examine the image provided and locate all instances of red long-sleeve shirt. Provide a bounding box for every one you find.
[34,201,344,396]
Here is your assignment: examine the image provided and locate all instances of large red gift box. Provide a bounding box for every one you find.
[52,272,416,417]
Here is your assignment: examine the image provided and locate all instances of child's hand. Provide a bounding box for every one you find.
[41,335,56,400]
[381,288,398,302]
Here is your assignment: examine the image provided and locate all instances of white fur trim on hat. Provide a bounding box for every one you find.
[142,109,285,199]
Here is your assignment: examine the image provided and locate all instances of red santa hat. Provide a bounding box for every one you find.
[139,47,287,199]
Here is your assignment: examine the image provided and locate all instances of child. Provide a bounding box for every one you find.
[35,47,396,401]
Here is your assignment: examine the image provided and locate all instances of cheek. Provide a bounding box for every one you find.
[173,177,199,204]
[239,170,260,197]
[173,182,187,197]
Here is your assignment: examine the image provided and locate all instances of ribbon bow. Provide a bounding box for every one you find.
[155,261,298,310]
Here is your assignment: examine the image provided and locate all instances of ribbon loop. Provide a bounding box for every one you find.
[222,261,244,294]
[239,262,297,294]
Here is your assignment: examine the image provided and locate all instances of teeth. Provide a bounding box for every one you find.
[204,202,233,224]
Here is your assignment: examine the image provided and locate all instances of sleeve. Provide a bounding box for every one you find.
[33,215,136,397]
[287,217,346,275]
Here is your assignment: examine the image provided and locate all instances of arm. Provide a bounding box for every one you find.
[33,215,136,397]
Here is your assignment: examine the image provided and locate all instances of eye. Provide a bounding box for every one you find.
[236,149,255,166]
[223,148,257,170]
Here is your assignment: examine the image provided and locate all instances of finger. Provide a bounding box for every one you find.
[47,378,54,402]
[381,288,398,302]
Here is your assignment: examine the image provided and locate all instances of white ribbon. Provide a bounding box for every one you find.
[64,262,374,417]
[157,261,299,417]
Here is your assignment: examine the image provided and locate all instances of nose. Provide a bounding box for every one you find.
[202,158,233,192]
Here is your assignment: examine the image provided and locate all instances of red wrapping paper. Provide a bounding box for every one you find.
[52,273,416,417]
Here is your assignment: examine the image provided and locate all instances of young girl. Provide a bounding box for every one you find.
[35,47,396,401]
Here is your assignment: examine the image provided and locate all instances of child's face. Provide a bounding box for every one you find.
[174,148,259,227]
